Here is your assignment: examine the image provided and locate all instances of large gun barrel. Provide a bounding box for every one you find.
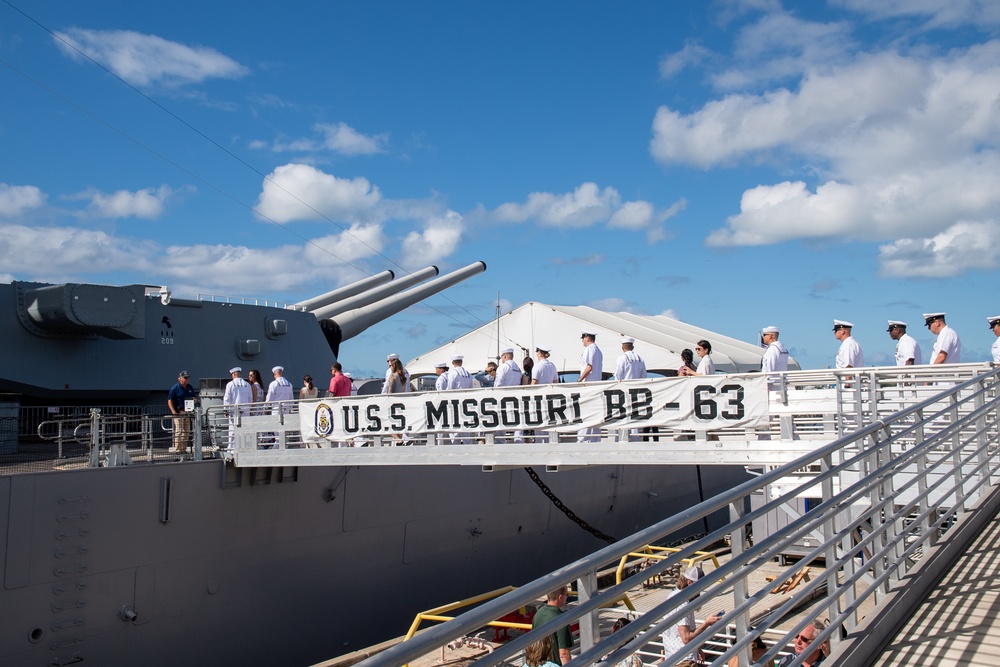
[311,265,440,321]
[295,270,395,312]
[327,261,486,347]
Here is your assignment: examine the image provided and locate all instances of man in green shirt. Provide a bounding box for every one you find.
[531,586,572,664]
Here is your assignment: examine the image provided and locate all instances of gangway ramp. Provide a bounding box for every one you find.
[213,363,993,471]
[344,364,1000,667]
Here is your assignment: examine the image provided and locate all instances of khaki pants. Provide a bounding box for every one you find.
[173,414,192,452]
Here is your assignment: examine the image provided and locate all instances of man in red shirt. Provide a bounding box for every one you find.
[329,362,353,397]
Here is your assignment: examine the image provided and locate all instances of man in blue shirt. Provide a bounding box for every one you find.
[167,370,198,454]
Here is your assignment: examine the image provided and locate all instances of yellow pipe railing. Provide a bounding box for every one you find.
[401,586,532,667]
[615,545,722,610]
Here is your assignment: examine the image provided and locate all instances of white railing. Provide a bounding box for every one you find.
[353,366,1000,667]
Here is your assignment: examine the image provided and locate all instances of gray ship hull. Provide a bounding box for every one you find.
[1,459,746,665]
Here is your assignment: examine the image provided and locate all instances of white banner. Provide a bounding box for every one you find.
[299,375,769,442]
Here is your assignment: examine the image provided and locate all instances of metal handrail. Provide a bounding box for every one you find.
[356,366,1000,667]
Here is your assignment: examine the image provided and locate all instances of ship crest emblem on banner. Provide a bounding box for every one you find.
[314,403,334,437]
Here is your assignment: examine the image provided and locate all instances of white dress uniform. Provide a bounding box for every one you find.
[446,359,473,444]
[434,364,449,391]
[895,334,922,366]
[223,370,253,449]
[532,358,558,384]
[266,376,294,412]
[761,341,789,374]
[991,318,1000,363]
[836,337,864,368]
[614,350,647,380]
[494,359,522,387]
[494,352,523,442]
[930,325,961,364]
[578,337,603,442]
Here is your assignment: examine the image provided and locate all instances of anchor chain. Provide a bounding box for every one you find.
[523,466,616,544]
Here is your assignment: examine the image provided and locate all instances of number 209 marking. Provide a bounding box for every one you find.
[693,384,745,420]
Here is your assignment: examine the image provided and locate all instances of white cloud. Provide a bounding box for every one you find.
[400,211,464,268]
[0,183,46,218]
[74,185,175,219]
[254,163,382,223]
[878,221,1000,277]
[302,224,385,266]
[264,122,389,156]
[54,28,248,87]
[493,183,620,228]
[587,297,647,315]
[0,223,145,275]
[316,123,388,155]
[652,42,1000,256]
[487,183,677,241]
[659,41,714,79]
[833,0,1000,27]
[712,12,855,90]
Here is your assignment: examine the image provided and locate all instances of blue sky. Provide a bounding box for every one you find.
[2,0,999,378]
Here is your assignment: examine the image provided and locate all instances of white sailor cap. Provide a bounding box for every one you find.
[229,366,242,374]
[451,355,464,362]
[536,343,551,353]
[434,361,448,368]
[989,316,1000,329]
[272,365,283,373]
[762,326,779,334]
[580,329,597,338]
[832,319,854,331]
[344,372,352,377]
[620,336,635,344]
[387,353,399,361]
[923,312,945,326]
[887,320,907,331]
[500,347,514,355]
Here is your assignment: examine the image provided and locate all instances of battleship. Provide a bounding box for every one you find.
[0,263,751,666]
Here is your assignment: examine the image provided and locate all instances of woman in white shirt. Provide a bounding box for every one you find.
[695,339,716,375]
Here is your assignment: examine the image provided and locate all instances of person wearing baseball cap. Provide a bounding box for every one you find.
[660,566,723,665]
[924,313,961,364]
[887,321,921,366]
[832,320,863,369]
[167,370,198,454]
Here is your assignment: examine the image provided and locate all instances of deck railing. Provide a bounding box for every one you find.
[353,365,1000,667]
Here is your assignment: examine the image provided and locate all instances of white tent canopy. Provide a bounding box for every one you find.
[407,302,799,378]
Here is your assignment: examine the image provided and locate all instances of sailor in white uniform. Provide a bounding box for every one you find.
[433,361,450,391]
[494,348,522,387]
[446,355,473,444]
[925,313,961,364]
[614,337,647,441]
[578,330,604,442]
[990,316,1000,363]
[531,345,558,385]
[833,320,863,369]
[614,336,647,381]
[223,366,252,449]
[887,321,921,366]
[493,348,523,443]
[760,326,789,388]
[266,365,295,412]
[531,344,558,443]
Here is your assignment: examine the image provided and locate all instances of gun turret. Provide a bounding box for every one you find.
[311,266,439,321]
[17,282,146,339]
[295,270,395,312]
[320,261,486,356]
